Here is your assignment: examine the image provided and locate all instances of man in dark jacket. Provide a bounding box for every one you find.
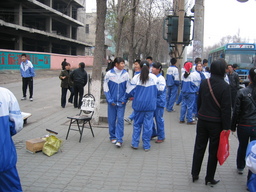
[70,62,87,108]
[227,64,240,108]
[59,63,74,108]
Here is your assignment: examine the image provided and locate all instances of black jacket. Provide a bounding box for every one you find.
[70,68,87,86]
[59,69,73,88]
[197,75,231,130]
[231,84,256,131]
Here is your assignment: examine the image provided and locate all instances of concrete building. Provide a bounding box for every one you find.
[0,0,91,55]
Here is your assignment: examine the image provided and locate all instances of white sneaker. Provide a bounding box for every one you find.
[21,97,26,100]
[124,118,132,124]
[29,98,33,101]
[111,139,117,144]
[115,142,122,147]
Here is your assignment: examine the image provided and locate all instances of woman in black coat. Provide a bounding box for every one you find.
[231,67,256,183]
[191,58,231,185]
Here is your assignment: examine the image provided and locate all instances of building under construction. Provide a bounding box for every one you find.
[0,0,91,55]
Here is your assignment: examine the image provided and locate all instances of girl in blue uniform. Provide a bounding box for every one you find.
[103,57,129,148]
[151,62,166,143]
[126,61,158,151]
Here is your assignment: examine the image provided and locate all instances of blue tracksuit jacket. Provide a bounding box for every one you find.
[103,68,129,142]
[0,87,23,192]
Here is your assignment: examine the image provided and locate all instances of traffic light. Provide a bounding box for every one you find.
[163,16,192,46]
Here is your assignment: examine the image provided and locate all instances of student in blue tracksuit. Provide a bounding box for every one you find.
[124,59,141,124]
[166,58,179,112]
[151,62,166,143]
[193,63,206,118]
[126,61,158,151]
[180,62,201,125]
[20,53,35,101]
[103,57,129,148]
[0,87,23,192]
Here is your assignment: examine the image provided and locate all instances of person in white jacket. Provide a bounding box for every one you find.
[0,87,23,192]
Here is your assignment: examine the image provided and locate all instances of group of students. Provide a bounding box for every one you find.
[165,57,208,125]
[103,57,166,151]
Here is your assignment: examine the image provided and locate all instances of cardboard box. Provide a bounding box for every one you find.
[26,138,46,153]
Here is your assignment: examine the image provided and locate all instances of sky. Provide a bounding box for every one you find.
[86,0,256,48]
[204,0,256,47]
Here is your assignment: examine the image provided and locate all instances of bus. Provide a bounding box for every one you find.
[208,43,256,85]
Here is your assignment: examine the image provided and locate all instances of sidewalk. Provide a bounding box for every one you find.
[1,70,248,192]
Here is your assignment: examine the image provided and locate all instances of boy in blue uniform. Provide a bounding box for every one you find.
[166,58,179,112]
[20,53,35,101]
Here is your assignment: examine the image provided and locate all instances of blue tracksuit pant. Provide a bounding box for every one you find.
[180,93,195,123]
[153,107,165,140]
[176,92,182,105]
[128,111,135,120]
[0,166,22,192]
[166,85,178,111]
[193,93,198,117]
[132,111,154,150]
[107,103,126,143]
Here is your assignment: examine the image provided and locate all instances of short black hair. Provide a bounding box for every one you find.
[233,63,238,69]
[195,57,201,64]
[203,59,208,64]
[146,56,153,61]
[21,53,26,57]
[134,59,141,63]
[170,58,177,65]
[79,62,85,69]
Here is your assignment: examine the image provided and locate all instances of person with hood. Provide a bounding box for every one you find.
[191,58,231,185]
[104,57,129,148]
[126,61,158,151]
[0,87,23,192]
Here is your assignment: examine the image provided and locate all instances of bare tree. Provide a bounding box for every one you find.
[127,0,139,77]
[91,0,107,124]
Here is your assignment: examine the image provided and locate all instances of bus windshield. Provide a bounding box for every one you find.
[225,50,256,69]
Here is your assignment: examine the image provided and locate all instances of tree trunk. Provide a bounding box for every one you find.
[115,0,125,57]
[92,0,107,124]
[128,0,137,78]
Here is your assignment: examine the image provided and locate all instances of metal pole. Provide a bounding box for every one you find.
[193,0,204,61]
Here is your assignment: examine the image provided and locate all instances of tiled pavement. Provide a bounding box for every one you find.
[1,70,248,192]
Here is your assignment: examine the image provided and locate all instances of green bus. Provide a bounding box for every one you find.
[208,43,256,85]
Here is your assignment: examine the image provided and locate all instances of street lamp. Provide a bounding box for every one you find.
[237,0,249,2]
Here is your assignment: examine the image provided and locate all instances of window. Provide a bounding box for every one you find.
[86,24,89,34]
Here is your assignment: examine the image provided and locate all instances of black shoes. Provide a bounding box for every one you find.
[205,179,220,185]
[192,176,199,182]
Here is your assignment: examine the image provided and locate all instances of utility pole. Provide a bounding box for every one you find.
[172,0,185,69]
[193,0,204,61]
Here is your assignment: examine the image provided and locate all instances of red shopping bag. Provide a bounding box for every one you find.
[217,130,231,165]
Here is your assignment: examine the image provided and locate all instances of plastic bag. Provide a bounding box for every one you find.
[42,135,62,157]
[246,140,256,174]
[217,130,230,165]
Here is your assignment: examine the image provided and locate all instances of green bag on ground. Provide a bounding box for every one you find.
[42,135,62,156]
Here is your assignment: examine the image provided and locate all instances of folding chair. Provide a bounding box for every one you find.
[66,94,95,142]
